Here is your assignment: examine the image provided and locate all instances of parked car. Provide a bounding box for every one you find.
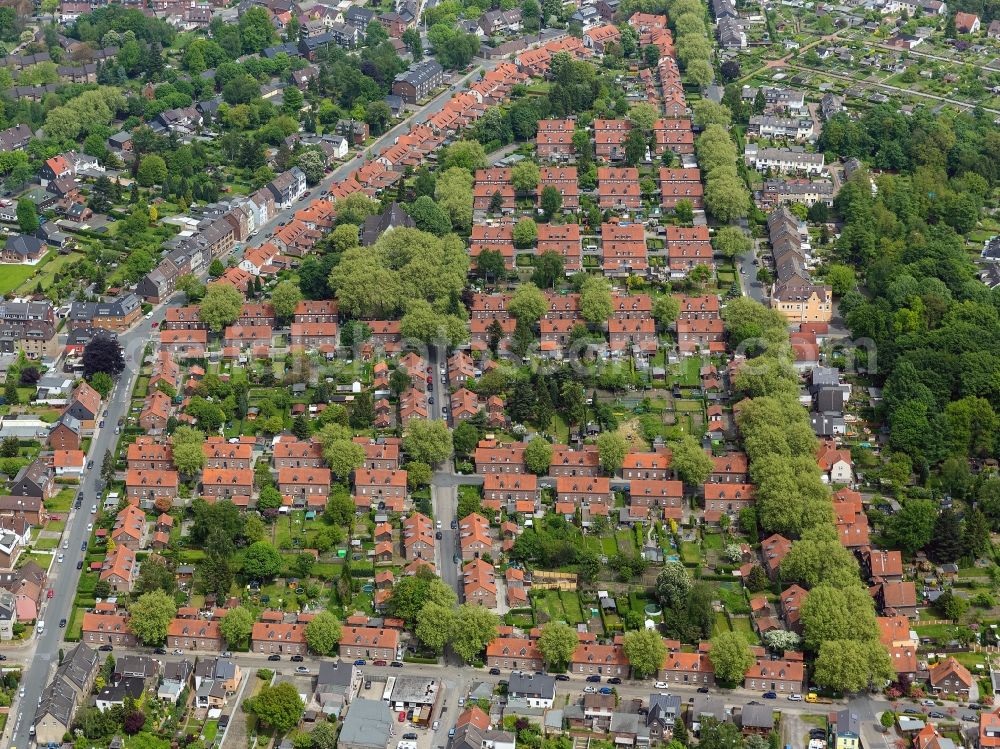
[586,675,601,682]
[354,659,367,666]
[390,661,403,668]
[697,687,710,693]
[99,645,113,652]
[398,712,407,723]
[59,618,66,628]
[295,666,310,674]
[154,648,167,655]
[929,712,945,719]
[373,659,387,666]
[291,655,304,662]
[489,667,501,675]
[403,734,418,741]
[788,694,802,701]
[607,677,622,685]
[599,687,613,695]
[268,654,281,661]
[922,699,936,707]
[555,674,570,681]
[584,686,597,693]
[762,692,777,700]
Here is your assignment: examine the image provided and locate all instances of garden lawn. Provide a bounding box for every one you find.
[0,264,37,295]
[46,488,76,513]
[712,611,731,636]
[678,357,702,387]
[560,590,585,624]
[730,616,759,644]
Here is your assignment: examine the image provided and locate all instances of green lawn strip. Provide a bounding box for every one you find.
[0,264,38,295]
[45,519,66,534]
[702,533,724,551]
[712,611,731,636]
[34,537,59,551]
[560,590,585,624]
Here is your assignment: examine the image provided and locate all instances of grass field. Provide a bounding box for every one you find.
[533,589,587,625]
[0,263,37,294]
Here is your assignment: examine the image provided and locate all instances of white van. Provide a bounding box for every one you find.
[36,621,44,634]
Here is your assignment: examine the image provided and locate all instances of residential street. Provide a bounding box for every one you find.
[7,304,169,749]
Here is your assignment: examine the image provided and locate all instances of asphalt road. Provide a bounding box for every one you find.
[9,304,170,749]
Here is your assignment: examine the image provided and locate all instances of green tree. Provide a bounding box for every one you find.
[781,538,861,589]
[173,440,206,476]
[305,611,342,655]
[540,185,563,219]
[596,431,628,474]
[886,499,937,555]
[928,507,963,563]
[693,100,732,129]
[654,562,692,609]
[408,195,452,237]
[524,437,553,475]
[450,604,499,663]
[137,154,168,187]
[324,439,366,480]
[127,590,177,645]
[509,283,548,325]
[16,198,38,234]
[435,167,474,232]
[440,141,487,172]
[708,631,755,686]
[622,628,668,678]
[198,284,244,333]
[824,264,856,296]
[532,250,565,288]
[799,584,879,652]
[671,434,714,485]
[580,275,613,323]
[512,160,540,193]
[325,492,357,527]
[176,274,205,302]
[813,640,893,693]
[712,226,751,260]
[537,621,578,670]
[624,128,647,166]
[247,682,304,733]
[403,419,453,465]
[387,568,457,623]
[513,218,538,248]
[415,602,456,653]
[243,541,283,580]
[220,606,255,649]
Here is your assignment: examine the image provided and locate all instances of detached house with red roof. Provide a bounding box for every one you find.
[929,657,974,697]
[594,119,630,161]
[463,559,498,609]
[111,505,147,551]
[601,222,647,275]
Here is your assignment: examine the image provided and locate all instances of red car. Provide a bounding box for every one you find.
[398,712,406,723]
[47,589,54,599]
[373,659,387,666]
[152,321,159,328]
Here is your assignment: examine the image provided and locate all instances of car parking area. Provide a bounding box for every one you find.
[357,676,441,749]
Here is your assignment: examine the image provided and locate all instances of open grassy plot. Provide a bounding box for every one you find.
[0,264,38,295]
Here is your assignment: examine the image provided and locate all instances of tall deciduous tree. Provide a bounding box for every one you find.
[199,283,244,333]
[708,631,755,685]
[305,611,342,655]
[128,590,177,645]
[537,621,578,669]
[622,628,667,678]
